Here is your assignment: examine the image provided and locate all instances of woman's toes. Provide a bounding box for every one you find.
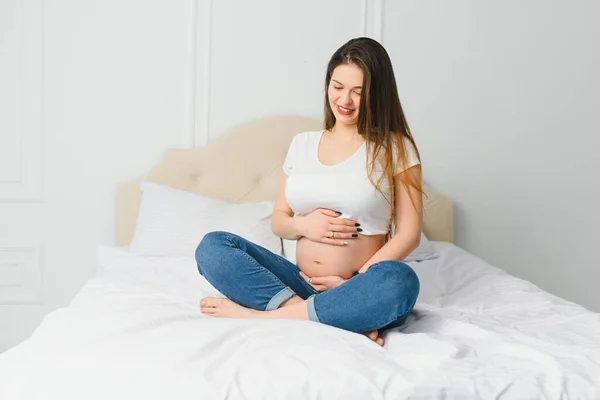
[199,297,258,319]
[200,297,220,312]
[363,330,385,346]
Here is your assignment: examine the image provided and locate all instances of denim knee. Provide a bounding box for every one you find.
[370,260,420,317]
[195,231,234,275]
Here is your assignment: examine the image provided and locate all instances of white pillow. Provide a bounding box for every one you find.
[128,182,282,257]
[96,244,223,299]
[282,232,438,264]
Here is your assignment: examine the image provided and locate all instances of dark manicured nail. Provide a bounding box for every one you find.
[352,234,358,237]
[335,211,342,216]
[356,228,363,232]
[355,223,361,226]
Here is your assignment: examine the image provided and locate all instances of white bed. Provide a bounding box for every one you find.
[1,116,599,399]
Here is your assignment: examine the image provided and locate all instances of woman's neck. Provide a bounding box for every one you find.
[328,123,360,142]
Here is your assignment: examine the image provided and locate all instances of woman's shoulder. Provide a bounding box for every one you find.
[283,130,323,174]
[292,130,323,142]
[391,134,421,174]
[288,130,323,149]
[368,134,420,175]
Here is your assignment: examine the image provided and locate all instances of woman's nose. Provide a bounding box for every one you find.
[341,91,353,105]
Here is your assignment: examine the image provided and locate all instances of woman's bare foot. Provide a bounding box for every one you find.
[199,297,383,347]
[200,296,310,321]
[365,330,385,346]
[200,297,259,319]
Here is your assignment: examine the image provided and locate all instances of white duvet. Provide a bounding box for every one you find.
[1,242,599,400]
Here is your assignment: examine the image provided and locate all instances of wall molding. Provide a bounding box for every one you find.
[0,244,41,304]
[0,0,44,203]
[188,0,383,148]
[361,0,368,36]
[0,262,23,287]
[192,0,213,147]
[363,0,385,42]
[184,0,198,148]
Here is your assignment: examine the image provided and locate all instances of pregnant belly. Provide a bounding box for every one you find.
[296,234,387,280]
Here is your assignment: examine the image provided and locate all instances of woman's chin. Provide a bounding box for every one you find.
[333,115,358,126]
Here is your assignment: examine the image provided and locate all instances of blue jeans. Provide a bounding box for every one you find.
[195,231,420,333]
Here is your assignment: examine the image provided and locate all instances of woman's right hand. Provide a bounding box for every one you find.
[295,208,361,245]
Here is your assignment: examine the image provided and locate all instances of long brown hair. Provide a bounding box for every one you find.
[323,37,423,235]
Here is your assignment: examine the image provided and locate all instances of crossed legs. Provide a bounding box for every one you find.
[195,231,420,345]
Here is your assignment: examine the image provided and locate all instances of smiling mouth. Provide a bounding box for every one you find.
[336,105,355,116]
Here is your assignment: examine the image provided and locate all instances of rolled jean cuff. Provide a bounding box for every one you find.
[265,287,295,311]
[306,294,320,323]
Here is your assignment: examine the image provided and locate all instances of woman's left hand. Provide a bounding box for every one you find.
[300,271,347,292]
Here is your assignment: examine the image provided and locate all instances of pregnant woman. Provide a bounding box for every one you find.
[195,37,423,346]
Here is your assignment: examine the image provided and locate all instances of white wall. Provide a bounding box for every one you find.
[0,0,196,351]
[1,0,598,351]
[383,1,600,312]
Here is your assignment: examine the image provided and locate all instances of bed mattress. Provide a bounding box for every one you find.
[0,242,598,399]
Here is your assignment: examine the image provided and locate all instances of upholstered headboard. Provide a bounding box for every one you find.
[115,116,454,246]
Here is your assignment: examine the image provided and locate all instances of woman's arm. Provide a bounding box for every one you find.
[358,165,423,273]
[270,173,304,240]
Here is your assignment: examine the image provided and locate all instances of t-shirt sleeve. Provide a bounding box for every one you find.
[282,135,297,175]
[393,136,421,176]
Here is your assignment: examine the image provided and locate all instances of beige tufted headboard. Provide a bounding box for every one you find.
[115,116,454,246]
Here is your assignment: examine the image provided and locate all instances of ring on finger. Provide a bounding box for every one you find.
[308,277,313,284]
[341,241,348,246]
[332,231,336,239]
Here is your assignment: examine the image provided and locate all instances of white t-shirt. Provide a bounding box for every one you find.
[283,130,420,235]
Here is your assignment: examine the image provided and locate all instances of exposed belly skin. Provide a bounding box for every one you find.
[295,234,387,280]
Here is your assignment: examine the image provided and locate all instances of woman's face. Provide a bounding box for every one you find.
[328,63,364,127]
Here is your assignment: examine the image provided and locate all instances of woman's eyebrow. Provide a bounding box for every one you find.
[332,79,362,89]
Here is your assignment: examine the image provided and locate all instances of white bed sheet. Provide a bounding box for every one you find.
[1,242,599,400]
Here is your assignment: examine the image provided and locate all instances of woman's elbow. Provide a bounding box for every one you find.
[412,231,421,248]
[400,226,421,253]
[406,231,421,253]
[270,215,283,237]
[271,209,299,240]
